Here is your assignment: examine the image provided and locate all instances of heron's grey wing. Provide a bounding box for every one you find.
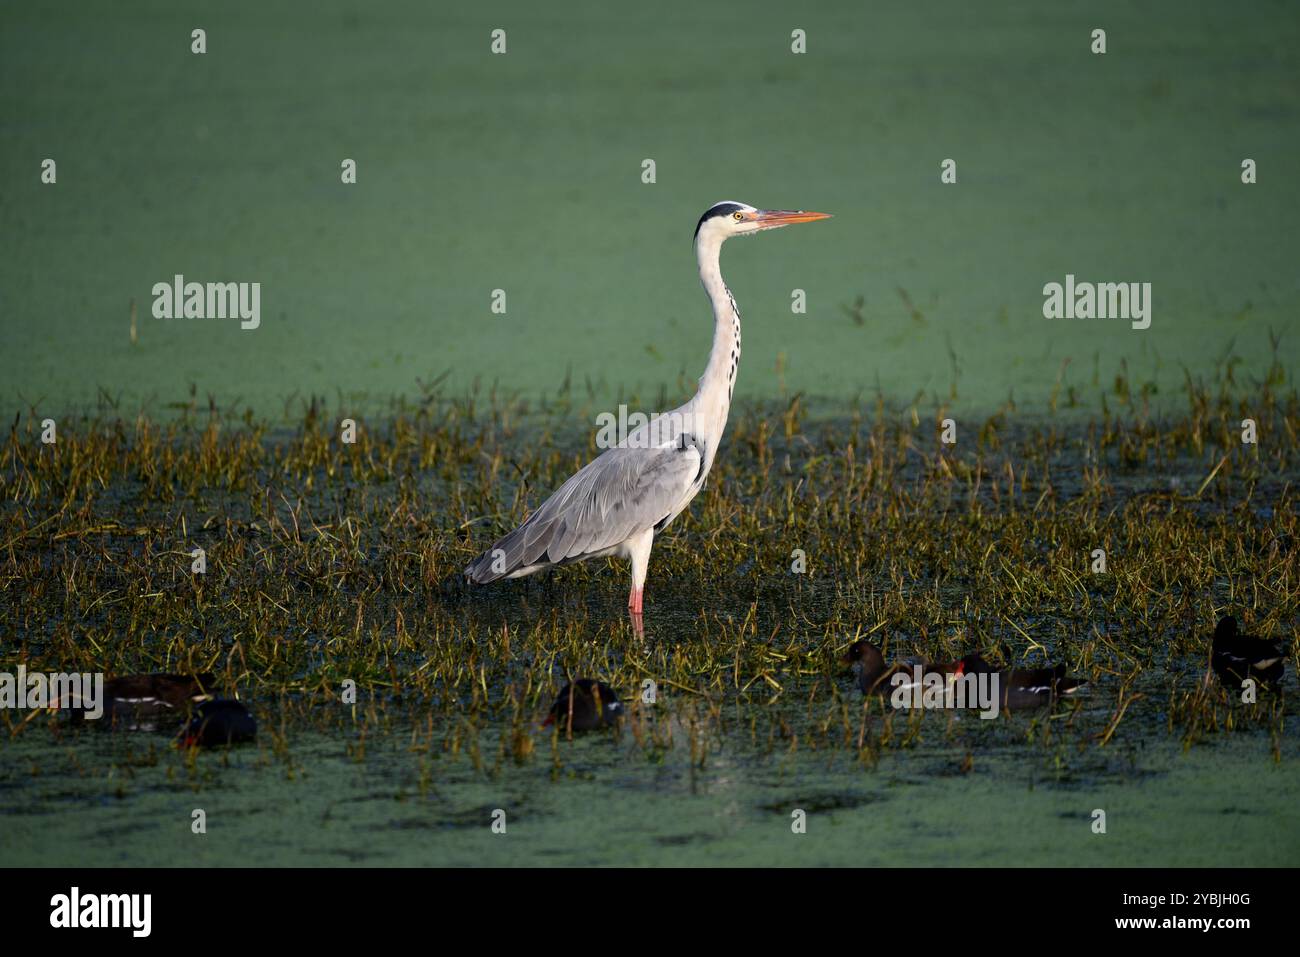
[465,440,702,583]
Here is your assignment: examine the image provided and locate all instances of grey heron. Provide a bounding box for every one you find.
[464,201,830,620]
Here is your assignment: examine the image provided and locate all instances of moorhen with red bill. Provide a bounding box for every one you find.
[953,654,1087,710]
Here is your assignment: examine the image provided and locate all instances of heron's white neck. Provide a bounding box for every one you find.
[694,232,741,415]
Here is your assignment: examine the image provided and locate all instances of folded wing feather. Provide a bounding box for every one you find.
[465,439,702,583]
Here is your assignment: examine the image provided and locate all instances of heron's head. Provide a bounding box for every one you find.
[693,201,831,244]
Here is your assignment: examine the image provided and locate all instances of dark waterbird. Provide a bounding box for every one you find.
[543,680,622,733]
[105,672,217,708]
[840,640,959,696]
[179,699,258,748]
[954,654,1087,710]
[1211,615,1285,691]
[60,672,219,729]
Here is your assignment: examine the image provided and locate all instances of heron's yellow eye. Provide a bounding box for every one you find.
[733,212,744,221]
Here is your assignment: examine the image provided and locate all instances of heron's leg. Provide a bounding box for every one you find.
[625,528,654,616]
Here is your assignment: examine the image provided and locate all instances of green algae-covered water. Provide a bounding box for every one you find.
[4,709,1298,867]
[2,0,1299,868]
[2,0,1297,419]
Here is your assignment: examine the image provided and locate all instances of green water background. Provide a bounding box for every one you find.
[2,0,1297,419]
[4,725,1298,867]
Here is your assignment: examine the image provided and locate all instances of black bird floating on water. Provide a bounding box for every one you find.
[841,640,1086,711]
[97,673,219,729]
[179,699,258,748]
[953,654,1087,711]
[57,671,256,746]
[840,640,957,696]
[544,680,622,733]
[1211,615,1285,692]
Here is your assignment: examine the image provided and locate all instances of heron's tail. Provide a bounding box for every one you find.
[464,523,534,584]
[464,545,509,584]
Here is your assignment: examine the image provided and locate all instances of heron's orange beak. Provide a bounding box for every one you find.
[753,209,832,229]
